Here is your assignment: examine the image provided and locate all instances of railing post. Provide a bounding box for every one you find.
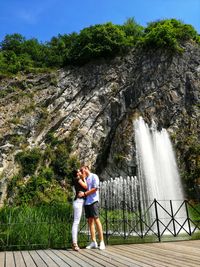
[7,208,12,249]
[170,200,176,236]
[154,199,161,242]
[48,202,52,247]
[122,200,126,239]
[185,200,192,236]
[105,199,109,245]
[122,178,127,240]
[138,200,143,238]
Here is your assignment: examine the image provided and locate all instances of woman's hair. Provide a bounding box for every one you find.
[72,169,79,177]
[71,169,79,186]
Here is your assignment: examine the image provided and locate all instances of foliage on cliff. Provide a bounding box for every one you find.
[176,133,200,199]
[0,18,199,75]
[7,134,80,206]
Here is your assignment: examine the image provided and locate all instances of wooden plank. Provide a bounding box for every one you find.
[145,242,200,260]
[29,251,47,267]
[1,240,200,267]
[157,242,200,254]
[80,248,124,267]
[5,251,15,267]
[21,251,37,267]
[67,250,102,267]
[36,250,58,267]
[109,245,171,267]
[52,250,80,267]
[88,249,130,267]
[173,240,200,248]
[146,243,200,265]
[114,244,199,267]
[104,247,148,267]
[0,252,5,267]
[82,248,128,267]
[44,250,70,267]
[14,251,26,267]
[108,246,166,267]
[117,244,196,267]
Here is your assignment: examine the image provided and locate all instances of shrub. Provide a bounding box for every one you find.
[140,19,200,52]
[67,22,128,65]
[15,148,42,176]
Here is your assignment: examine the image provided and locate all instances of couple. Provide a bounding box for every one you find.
[72,165,105,251]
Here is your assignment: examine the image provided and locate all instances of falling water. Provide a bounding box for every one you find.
[134,117,185,201]
[100,117,187,237]
[134,116,186,232]
[100,176,140,236]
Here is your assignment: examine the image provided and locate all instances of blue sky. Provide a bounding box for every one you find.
[0,0,199,42]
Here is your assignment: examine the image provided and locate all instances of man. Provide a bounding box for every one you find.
[78,166,105,250]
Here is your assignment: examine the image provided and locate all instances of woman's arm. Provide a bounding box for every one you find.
[78,179,87,190]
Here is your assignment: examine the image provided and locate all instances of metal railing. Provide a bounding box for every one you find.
[0,199,199,250]
[101,199,200,244]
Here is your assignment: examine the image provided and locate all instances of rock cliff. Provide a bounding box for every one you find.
[0,41,200,200]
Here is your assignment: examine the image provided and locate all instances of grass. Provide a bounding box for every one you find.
[0,201,199,250]
[0,203,75,250]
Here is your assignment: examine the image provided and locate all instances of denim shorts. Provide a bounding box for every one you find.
[85,201,99,218]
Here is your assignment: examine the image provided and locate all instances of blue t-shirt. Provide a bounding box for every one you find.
[85,173,99,205]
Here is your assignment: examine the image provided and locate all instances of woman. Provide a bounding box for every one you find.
[71,169,87,251]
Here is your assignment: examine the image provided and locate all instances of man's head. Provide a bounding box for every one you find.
[80,165,90,177]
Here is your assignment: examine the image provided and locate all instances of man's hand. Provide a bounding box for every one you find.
[78,191,85,198]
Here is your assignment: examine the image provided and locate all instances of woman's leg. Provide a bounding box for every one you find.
[72,199,84,244]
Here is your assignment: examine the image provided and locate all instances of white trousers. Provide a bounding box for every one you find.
[72,198,84,244]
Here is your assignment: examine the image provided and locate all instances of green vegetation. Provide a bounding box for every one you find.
[139,19,200,52]
[0,203,76,250]
[15,148,42,176]
[189,202,200,222]
[176,133,200,199]
[0,129,83,250]
[0,18,199,75]
[0,203,199,250]
[7,133,80,206]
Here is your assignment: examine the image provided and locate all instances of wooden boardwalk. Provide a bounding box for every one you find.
[0,240,199,267]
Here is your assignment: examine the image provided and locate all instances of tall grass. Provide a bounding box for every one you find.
[0,200,199,250]
[0,202,76,250]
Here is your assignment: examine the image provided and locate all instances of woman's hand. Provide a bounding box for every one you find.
[78,191,85,198]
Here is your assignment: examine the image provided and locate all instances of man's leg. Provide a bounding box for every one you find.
[88,217,96,241]
[86,217,98,249]
[94,217,105,249]
[94,217,103,241]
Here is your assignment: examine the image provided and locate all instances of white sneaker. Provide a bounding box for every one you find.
[86,241,98,249]
[99,241,106,250]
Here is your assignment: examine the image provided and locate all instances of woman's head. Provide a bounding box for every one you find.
[72,169,81,178]
[80,166,90,177]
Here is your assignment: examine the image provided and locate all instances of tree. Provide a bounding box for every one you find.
[0,33,25,54]
[141,19,200,51]
[67,22,127,65]
[22,38,46,67]
[122,17,144,44]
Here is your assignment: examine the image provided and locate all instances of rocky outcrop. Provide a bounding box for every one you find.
[0,42,199,194]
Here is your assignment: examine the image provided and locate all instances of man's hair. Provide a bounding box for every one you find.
[84,165,90,170]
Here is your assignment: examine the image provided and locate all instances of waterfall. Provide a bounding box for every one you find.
[100,116,187,237]
[134,116,186,233]
[134,117,185,201]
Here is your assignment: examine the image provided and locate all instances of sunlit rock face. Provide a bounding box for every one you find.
[0,42,200,187]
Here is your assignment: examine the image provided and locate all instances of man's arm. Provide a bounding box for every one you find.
[78,188,97,198]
